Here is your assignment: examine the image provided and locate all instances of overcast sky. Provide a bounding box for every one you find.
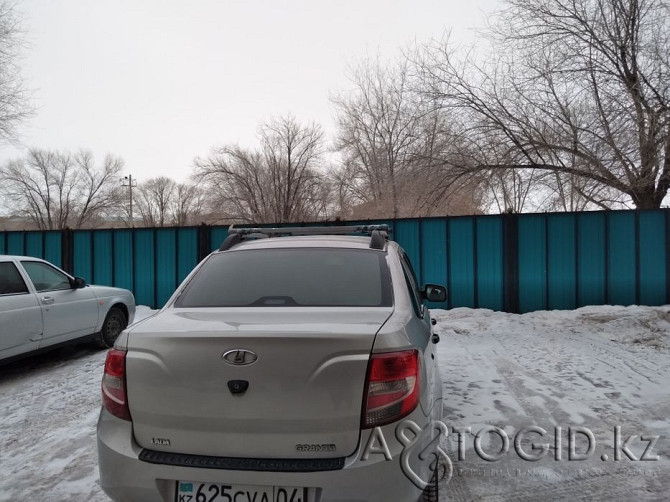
[3,0,499,183]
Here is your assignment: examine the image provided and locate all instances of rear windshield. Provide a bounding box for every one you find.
[175,248,392,308]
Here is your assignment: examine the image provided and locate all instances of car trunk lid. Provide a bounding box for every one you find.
[126,307,392,459]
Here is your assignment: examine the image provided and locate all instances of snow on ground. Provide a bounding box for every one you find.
[434,305,670,501]
[0,305,669,501]
[0,306,157,502]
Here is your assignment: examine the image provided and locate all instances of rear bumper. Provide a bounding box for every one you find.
[97,402,443,502]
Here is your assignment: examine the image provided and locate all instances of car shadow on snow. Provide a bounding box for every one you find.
[0,342,104,382]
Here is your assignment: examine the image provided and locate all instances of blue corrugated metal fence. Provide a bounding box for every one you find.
[1,209,667,312]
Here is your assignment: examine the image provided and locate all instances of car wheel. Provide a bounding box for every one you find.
[421,463,439,502]
[97,308,127,349]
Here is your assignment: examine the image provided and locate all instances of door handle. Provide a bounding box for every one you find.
[41,296,55,305]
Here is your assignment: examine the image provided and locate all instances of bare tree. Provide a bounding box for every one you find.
[134,177,176,227]
[73,151,125,227]
[332,56,482,218]
[172,182,206,226]
[194,115,329,224]
[332,57,423,218]
[0,149,123,229]
[0,1,31,144]
[417,0,670,209]
[132,177,206,227]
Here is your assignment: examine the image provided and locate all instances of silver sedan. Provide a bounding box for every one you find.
[97,226,446,502]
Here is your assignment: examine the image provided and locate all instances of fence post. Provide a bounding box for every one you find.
[502,213,520,314]
[61,227,74,274]
[197,223,211,261]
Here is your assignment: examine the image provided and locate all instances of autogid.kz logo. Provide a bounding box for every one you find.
[360,420,661,489]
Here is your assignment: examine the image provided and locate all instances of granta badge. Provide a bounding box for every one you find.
[295,444,336,452]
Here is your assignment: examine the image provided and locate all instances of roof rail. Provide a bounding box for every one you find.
[218,233,243,251]
[218,224,391,251]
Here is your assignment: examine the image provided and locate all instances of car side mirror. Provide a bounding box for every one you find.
[422,284,447,303]
[71,277,87,289]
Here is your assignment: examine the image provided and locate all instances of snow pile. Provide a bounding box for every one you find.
[433,304,670,350]
[574,305,670,349]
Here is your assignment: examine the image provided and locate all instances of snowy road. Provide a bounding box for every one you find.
[1,305,669,501]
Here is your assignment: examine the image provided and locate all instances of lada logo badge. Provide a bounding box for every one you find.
[222,349,258,366]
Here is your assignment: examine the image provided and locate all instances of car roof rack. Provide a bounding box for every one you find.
[218,224,391,251]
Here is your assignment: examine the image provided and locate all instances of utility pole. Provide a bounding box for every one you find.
[122,175,137,226]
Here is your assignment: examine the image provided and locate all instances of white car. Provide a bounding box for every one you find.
[0,255,135,361]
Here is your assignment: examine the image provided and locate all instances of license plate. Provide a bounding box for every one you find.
[176,481,308,502]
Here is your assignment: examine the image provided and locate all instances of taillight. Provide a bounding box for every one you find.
[362,349,420,428]
[102,348,131,421]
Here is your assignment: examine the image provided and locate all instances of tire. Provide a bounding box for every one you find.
[421,463,439,502]
[96,307,127,349]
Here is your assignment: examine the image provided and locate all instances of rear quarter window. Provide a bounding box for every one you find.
[175,248,392,307]
[0,262,29,295]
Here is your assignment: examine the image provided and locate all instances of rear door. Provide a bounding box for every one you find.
[20,260,98,343]
[0,261,42,358]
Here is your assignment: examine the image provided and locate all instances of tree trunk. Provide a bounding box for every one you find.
[631,189,661,210]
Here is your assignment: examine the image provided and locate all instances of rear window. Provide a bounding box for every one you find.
[175,248,392,308]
